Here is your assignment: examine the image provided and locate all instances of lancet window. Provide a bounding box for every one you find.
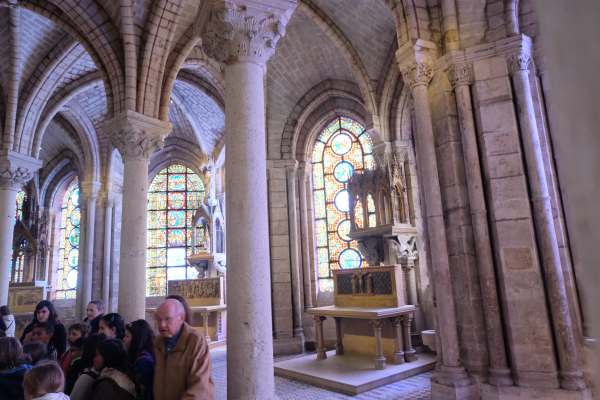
[56,179,80,300]
[311,116,374,291]
[147,164,205,296]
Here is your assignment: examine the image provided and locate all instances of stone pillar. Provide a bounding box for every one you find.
[104,111,171,322]
[396,42,474,396]
[101,192,114,310]
[202,1,297,398]
[286,162,305,340]
[507,39,586,391]
[448,62,513,386]
[0,152,41,305]
[77,181,100,319]
[297,162,314,309]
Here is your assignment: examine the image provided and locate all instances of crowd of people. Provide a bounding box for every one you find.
[0,297,214,400]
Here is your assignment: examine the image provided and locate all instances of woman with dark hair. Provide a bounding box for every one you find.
[0,337,31,399]
[66,333,105,395]
[165,294,193,325]
[20,300,67,358]
[90,339,136,400]
[98,313,126,339]
[124,320,155,400]
[0,306,15,337]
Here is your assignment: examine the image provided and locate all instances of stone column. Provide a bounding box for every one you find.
[101,192,114,310]
[0,152,41,305]
[286,162,305,340]
[507,39,586,391]
[104,111,171,322]
[298,162,315,308]
[396,43,474,396]
[448,62,513,386]
[202,1,296,398]
[77,181,100,319]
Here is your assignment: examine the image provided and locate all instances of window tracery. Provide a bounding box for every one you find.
[147,164,205,296]
[311,116,374,291]
[56,179,80,300]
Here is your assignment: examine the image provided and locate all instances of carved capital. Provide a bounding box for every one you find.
[202,0,297,65]
[104,111,171,160]
[447,63,473,88]
[507,52,532,74]
[400,62,434,89]
[0,151,42,190]
[0,0,19,8]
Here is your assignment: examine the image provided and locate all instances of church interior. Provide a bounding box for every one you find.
[0,0,598,399]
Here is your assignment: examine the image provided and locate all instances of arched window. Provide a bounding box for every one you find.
[15,190,26,221]
[147,164,205,296]
[56,179,80,300]
[311,116,374,291]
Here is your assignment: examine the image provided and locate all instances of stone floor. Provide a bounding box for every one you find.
[210,347,432,399]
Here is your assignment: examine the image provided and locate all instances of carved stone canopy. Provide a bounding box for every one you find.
[103,110,172,160]
[0,151,42,190]
[202,0,297,65]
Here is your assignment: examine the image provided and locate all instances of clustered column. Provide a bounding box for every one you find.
[447,62,513,386]
[396,44,473,394]
[507,41,586,391]
[202,1,296,398]
[0,152,41,305]
[104,111,171,322]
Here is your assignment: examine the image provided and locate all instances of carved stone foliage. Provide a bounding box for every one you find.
[202,1,294,64]
[507,52,533,74]
[447,63,473,88]
[400,62,434,89]
[104,111,171,160]
[0,152,42,190]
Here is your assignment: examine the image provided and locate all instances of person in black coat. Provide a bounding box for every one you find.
[20,300,67,358]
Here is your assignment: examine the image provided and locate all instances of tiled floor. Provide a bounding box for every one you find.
[211,347,432,399]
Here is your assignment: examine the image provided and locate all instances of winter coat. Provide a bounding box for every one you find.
[32,393,70,400]
[21,321,67,358]
[0,364,32,400]
[133,351,155,400]
[153,323,214,400]
[1,315,15,337]
[90,368,136,400]
[59,347,82,376]
[69,368,98,400]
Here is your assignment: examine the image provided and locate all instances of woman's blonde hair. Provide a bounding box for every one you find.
[23,360,64,397]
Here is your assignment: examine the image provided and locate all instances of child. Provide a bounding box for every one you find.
[23,360,69,400]
[29,322,58,361]
[22,341,50,365]
[59,323,88,375]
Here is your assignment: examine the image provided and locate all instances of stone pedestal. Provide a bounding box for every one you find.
[0,152,41,305]
[104,111,171,322]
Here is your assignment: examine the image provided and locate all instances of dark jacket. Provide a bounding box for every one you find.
[0,364,32,400]
[90,368,136,400]
[20,321,67,358]
[134,351,155,400]
[84,315,103,334]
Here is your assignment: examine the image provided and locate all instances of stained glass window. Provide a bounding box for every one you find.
[15,190,26,221]
[311,116,374,291]
[56,179,80,300]
[147,164,205,296]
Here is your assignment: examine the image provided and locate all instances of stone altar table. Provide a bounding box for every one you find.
[307,305,416,370]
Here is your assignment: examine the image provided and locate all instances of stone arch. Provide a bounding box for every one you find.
[149,138,209,185]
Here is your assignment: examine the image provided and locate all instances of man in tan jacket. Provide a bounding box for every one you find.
[154,299,214,400]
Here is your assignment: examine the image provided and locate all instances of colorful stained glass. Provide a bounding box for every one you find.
[147,163,206,296]
[15,190,26,221]
[355,199,364,229]
[311,117,373,290]
[333,161,353,183]
[367,193,377,228]
[56,179,80,300]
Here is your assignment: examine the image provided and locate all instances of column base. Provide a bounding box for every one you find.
[560,371,588,391]
[374,356,386,370]
[488,368,514,386]
[404,349,418,362]
[431,380,479,400]
[392,351,405,364]
[273,336,305,356]
[481,383,592,400]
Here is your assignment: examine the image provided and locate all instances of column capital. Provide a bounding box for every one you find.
[447,62,473,88]
[104,110,172,160]
[396,39,437,89]
[0,151,42,190]
[0,0,19,9]
[499,34,533,75]
[80,181,101,201]
[202,0,297,65]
